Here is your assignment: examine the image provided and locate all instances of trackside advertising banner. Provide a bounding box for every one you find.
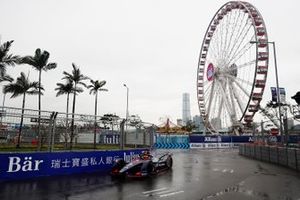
[189,135,254,149]
[0,149,145,181]
[189,135,300,149]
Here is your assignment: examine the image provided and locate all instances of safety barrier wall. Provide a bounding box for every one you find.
[239,144,300,172]
[154,135,300,150]
[0,149,146,181]
[155,135,255,149]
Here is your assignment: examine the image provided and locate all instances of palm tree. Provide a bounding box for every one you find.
[0,40,21,107]
[3,72,41,148]
[0,73,13,107]
[62,63,88,149]
[21,48,57,150]
[55,80,82,148]
[87,79,108,149]
[0,73,13,124]
[0,40,20,77]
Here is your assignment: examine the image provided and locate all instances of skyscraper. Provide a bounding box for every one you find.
[182,93,191,125]
[193,115,204,131]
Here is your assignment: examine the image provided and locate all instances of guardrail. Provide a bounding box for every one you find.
[239,144,300,172]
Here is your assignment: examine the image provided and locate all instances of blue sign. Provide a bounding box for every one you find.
[189,135,254,143]
[154,135,189,149]
[189,135,255,149]
[271,87,277,102]
[289,135,300,143]
[0,149,146,181]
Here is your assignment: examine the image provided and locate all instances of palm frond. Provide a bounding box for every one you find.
[4,84,23,98]
[33,49,42,61]
[74,86,84,94]
[20,56,36,66]
[3,72,41,98]
[0,73,13,82]
[55,81,74,97]
[87,85,93,89]
[89,89,95,95]
[0,64,5,74]
[89,79,95,84]
[1,54,21,66]
[78,81,87,87]
[62,71,73,80]
[0,40,14,59]
[44,63,57,71]
[27,90,42,95]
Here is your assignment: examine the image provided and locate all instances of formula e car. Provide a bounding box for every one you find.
[110,151,173,178]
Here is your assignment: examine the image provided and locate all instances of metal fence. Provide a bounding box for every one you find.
[0,106,155,151]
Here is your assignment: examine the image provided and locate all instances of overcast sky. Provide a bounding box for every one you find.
[0,0,299,125]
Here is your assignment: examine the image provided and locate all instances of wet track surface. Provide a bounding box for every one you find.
[1,149,300,200]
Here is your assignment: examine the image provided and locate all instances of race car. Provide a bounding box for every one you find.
[110,151,173,178]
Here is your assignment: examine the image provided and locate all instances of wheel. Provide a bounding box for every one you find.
[197,1,269,134]
[111,159,126,171]
[147,161,155,174]
[166,156,173,169]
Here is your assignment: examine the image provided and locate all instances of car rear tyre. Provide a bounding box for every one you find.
[166,157,173,169]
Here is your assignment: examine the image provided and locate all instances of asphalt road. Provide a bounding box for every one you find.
[1,149,300,200]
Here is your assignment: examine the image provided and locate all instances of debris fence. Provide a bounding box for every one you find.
[0,106,155,151]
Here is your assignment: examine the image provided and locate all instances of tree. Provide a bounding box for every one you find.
[0,40,21,107]
[87,79,108,149]
[3,72,42,148]
[21,48,57,150]
[0,72,13,107]
[292,92,300,105]
[182,120,196,133]
[0,40,20,77]
[55,81,82,148]
[62,63,88,149]
[101,114,120,131]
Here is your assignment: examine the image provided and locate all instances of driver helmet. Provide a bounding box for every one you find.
[141,150,151,159]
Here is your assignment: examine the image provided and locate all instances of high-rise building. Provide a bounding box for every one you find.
[182,93,191,125]
[193,115,204,131]
[177,119,183,126]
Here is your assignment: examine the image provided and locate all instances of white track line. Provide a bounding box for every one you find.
[159,190,184,197]
[156,189,173,195]
[142,187,167,195]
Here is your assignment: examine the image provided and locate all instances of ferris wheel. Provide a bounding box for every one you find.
[197,1,269,134]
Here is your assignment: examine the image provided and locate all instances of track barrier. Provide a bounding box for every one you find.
[0,149,146,181]
[239,144,300,172]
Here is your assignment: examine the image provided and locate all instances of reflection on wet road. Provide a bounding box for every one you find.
[1,149,300,200]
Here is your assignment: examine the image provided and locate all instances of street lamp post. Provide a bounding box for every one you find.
[123,84,129,121]
[251,41,284,144]
[270,42,285,145]
[123,84,129,146]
